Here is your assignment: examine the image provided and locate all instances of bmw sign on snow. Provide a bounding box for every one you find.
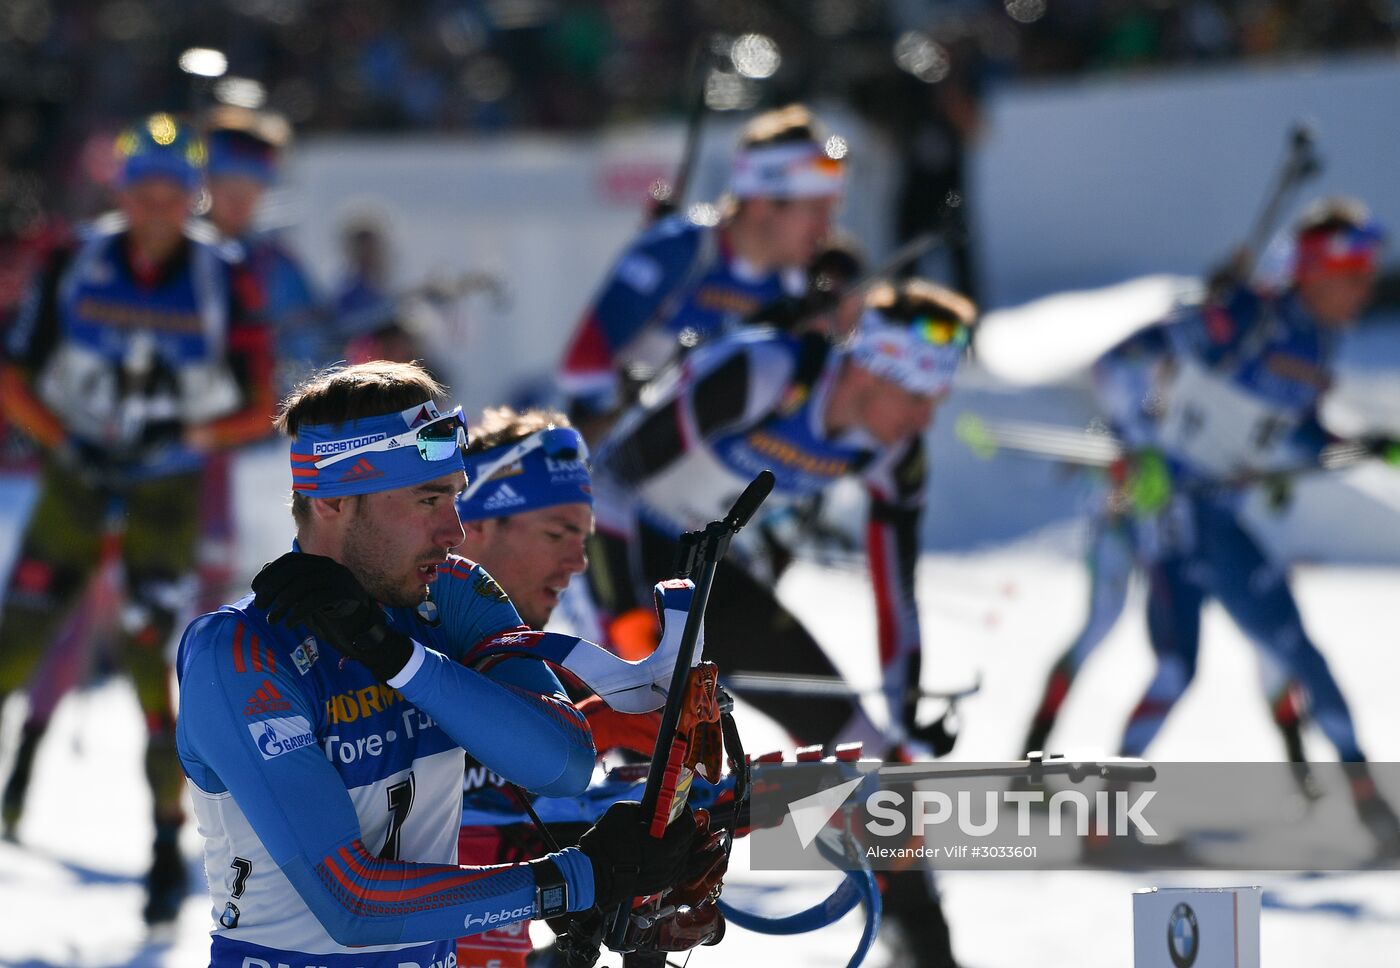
[1167,902,1199,968]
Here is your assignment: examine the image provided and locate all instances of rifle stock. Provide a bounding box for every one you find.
[606,470,775,949]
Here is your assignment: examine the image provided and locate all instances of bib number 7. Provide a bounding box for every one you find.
[380,773,416,860]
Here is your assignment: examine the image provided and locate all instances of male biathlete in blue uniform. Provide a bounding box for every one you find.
[0,113,275,922]
[175,362,696,968]
[1096,197,1400,847]
[203,104,325,387]
[453,407,682,968]
[557,104,844,436]
[1019,450,1309,771]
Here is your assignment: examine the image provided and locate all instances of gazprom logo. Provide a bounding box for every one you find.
[249,716,316,760]
[313,433,386,456]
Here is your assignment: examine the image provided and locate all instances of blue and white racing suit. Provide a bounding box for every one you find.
[176,555,597,968]
[557,214,804,416]
[1096,285,1365,760]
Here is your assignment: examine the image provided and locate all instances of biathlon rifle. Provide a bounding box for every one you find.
[556,471,775,965]
[1232,122,1323,285]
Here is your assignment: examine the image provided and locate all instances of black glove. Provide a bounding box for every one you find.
[1261,473,1295,514]
[747,294,809,331]
[1204,245,1250,301]
[577,801,697,910]
[251,552,413,681]
[907,709,960,758]
[54,436,131,493]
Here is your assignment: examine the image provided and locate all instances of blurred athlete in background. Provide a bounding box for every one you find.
[0,113,275,922]
[558,103,844,440]
[1096,197,1400,848]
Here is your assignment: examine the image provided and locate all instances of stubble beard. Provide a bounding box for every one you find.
[342,501,422,608]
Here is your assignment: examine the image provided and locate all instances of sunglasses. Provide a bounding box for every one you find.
[313,407,469,469]
[458,426,590,505]
[913,316,971,348]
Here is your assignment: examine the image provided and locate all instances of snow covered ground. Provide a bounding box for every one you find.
[3,276,1399,965]
[2,538,1398,967]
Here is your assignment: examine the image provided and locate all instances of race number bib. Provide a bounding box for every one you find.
[37,343,122,442]
[1155,360,1296,477]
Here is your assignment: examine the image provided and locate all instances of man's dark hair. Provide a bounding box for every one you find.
[808,233,866,302]
[276,360,449,527]
[749,235,868,330]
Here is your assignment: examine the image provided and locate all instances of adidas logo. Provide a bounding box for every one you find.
[338,458,384,483]
[482,482,528,512]
[244,679,292,716]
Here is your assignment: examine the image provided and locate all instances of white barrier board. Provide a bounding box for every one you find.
[1133,886,1261,968]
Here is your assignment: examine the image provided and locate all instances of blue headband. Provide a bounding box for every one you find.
[291,402,468,498]
[207,129,279,185]
[457,426,593,521]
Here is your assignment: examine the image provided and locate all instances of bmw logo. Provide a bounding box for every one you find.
[1167,902,1199,968]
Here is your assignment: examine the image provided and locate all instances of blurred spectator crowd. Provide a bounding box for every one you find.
[1,0,1398,234]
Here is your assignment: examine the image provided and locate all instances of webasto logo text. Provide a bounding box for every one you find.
[864,788,1157,838]
[464,905,534,932]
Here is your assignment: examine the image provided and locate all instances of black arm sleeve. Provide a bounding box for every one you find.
[5,246,72,371]
[602,351,752,486]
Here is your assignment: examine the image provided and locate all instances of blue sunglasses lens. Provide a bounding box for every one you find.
[416,415,468,462]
